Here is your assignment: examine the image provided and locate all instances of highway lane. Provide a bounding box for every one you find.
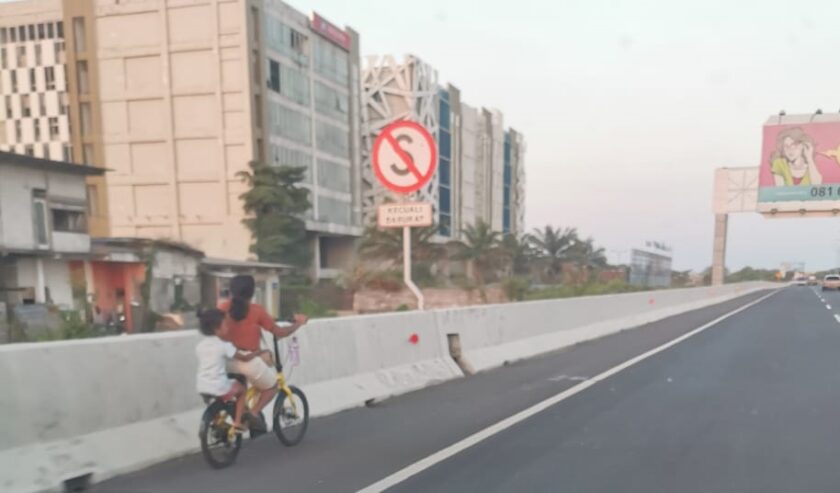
[94,289,774,493]
[390,286,840,493]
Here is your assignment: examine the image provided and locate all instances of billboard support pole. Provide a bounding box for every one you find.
[403,226,424,310]
[711,213,728,286]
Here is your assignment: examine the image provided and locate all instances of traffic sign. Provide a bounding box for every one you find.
[371,120,437,194]
[378,202,433,228]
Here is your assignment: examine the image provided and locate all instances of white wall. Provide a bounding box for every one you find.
[15,257,74,308]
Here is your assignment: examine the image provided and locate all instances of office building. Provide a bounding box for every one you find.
[362,54,526,240]
[0,0,72,163]
[0,0,363,279]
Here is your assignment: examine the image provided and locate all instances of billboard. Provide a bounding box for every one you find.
[311,13,351,51]
[629,243,672,288]
[758,115,840,214]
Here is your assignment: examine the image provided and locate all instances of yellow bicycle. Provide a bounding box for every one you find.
[199,333,309,469]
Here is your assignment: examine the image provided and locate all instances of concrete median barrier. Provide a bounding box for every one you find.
[0,282,776,492]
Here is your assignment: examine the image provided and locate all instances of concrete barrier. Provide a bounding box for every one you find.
[0,282,776,492]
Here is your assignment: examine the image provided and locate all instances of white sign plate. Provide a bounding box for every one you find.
[377,202,433,228]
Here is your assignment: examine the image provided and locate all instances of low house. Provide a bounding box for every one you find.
[0,152,103,340]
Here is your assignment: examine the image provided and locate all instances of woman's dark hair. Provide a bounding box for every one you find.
[229,275,256,321]
[197,308,225,336]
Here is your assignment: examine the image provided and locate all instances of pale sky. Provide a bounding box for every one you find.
[286,0,840,271]
[6,0,840,271]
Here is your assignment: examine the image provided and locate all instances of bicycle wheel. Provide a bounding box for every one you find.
[199,400,242,468]
[273,386,309,446]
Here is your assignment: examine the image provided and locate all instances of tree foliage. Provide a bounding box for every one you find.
[237,161,311,268]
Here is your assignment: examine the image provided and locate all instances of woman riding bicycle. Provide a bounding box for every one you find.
[219,274,308,430]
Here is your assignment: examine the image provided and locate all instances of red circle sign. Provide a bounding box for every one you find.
[372,120,437,194]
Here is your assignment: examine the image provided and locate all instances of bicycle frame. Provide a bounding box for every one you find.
[241,334,297,411]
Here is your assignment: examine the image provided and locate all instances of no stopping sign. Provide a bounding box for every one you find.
[372,120,437,194]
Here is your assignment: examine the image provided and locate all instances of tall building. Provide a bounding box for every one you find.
[362,54,526,240]
[0,0,363,278]
[0,0,72,163]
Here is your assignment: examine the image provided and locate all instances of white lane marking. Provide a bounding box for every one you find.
[827,305,832,310]
[357,289,781,493]
[834,314,840,324]
[547,374,588,383]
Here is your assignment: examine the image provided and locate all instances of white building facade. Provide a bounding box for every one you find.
[362,54,526,240]
[0,0,71,162]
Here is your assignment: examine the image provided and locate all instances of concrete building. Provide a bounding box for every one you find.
[1,0,363,279]
[0,151,102,311]
[0,0,72,162]
[362,54,526,240]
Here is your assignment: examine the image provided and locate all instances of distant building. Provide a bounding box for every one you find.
[362,54,526,240]
[0,0,364,279]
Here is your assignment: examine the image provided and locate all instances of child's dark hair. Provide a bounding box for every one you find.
[197,308,225,336]
[229,275,256,321]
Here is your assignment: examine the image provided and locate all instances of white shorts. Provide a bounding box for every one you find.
[227,356,276,391]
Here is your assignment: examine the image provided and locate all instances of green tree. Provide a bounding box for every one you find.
[528,225,579,281]
[237,161,311,268]
[569,237,608,278]
[358,224,442,264]
[499,233,534,277]
[451,220,503,294]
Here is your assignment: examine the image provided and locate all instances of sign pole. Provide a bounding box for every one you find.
[402,225,424,310]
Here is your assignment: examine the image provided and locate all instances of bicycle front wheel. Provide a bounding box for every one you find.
[273,386,309,446]
[199,400,242,468]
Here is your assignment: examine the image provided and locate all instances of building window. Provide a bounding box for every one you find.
[32,191,49,248]
[253,95,262,129]
[86,184,99,216]
[83,144,94,165]
[34,44,41,65]
[0,28,6,44]
[264,17,309,64]
[47,23,54,39]
[17,46,26,67]
[57,21,63,38]
[14,121,22,140]
[42,143,49,159]
[37,23,45,40]
[24,144,34,156]
[268,61,309,105]
[18,26,25,42]
[34,119,40,140]
[28,25,35,41]
[38,93,45,116]
[62,144,72,162]
[271,145,312,181]
[29,68,36,92]
[48,117,59,138]
[317,196,351,225]
[314,81,349,121]
[267,58,280,92]
[59,93,67,114]
[77,60,89,94]
[54,41,64,63]
[4,95,11,118]
[72,17,86,53]
[0,48,6,69]
[9,26,16,43]
[45,66,55,90]
[313,36,348,85]
[438,93,452,237]
[316,159,351,193]
[52,208,87,233]
[315,120,349,158]
[80,103,92,134]
[268,101,311,145]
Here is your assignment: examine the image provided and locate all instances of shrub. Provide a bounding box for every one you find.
[297,297,336,319]
[364,270,404,292]
[501,277,530,301]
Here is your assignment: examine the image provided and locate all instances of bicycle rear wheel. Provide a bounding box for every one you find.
[273,386,309,446]
[199,400,242,468]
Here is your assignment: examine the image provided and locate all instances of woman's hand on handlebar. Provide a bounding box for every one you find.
[292,313,309,326]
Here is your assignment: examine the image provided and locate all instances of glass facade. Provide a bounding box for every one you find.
[266,58,310,106]
[269,144,312,183]
[317,158,350,193]
[264,16,309,65]
[313,36,348,85]
[314,81,349,121]
[317,195,351,225]
[438,90,452,236]
[315,119,349,157]
[503,132,512,234]
[268,101,311,145]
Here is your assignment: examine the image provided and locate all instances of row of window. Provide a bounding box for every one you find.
[266,57,350,122]
[11,142,71,161]
[8,117,64,141]
[4,93,68,119]
[0,22,64,45]
[268,142,351,195]
[1,66,59,93]
[32,193,87,250]
[502,133,512,234]
[438,92,452,237]
[263,15,350,85]
[267,101,350,158]
[0,41,65,70]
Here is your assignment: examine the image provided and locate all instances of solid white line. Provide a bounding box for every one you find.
[357,289,781,493]
[828,305,832,310]
[834,314,840,324]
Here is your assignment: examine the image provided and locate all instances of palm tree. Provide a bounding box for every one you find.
[568,237,608,282]
[358,224,442,264]
[528,225,579,281]
[450,220,502,294]
[499,233,534,277]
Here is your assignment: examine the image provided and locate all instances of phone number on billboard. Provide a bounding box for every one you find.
[809,186,840,198]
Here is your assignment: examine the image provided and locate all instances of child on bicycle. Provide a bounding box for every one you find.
[195,308,271,432]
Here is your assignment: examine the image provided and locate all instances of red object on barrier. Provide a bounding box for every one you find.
[648,298,656,305]
[409,333,419,345]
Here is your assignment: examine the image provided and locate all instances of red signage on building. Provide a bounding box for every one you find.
[310,13,351,51]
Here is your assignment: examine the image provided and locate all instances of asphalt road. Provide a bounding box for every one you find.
[91,287,840,493]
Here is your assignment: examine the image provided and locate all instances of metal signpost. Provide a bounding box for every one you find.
[371,120,438,310]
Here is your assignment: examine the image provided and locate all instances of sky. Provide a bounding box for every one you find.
[284,0,840,271]
[4,0,840,271]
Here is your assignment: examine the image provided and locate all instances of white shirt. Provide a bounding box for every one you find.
[195,336,237,396]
